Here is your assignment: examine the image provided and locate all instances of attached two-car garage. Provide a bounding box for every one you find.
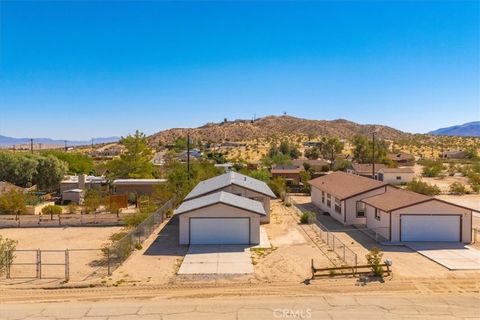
[400,215,461,242]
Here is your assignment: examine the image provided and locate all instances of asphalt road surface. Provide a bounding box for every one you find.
[1,294,478,319]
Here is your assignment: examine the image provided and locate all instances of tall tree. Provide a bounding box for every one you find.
[320,138,344,168]
[33,155,67,191]
[352,135,389,164]
[107,130,155,179]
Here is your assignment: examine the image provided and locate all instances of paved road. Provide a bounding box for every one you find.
[1,294,478,319]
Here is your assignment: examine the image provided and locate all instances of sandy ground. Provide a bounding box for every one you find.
[110,200,337,286]
[413,164,473,193]
[1,227,123,283]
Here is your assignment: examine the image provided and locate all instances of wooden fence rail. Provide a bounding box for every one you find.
[311,259,391,279]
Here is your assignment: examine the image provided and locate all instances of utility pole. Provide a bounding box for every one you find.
[64,140,68,152]
[187,133,191,181]
[91,138,94,150]
[30,139,34,154]
[39,143,42,151]
[13,144,15,153]
[372,131,376,179]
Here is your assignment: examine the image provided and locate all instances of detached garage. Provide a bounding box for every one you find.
[362,186,475,243]
[175,191,265,245]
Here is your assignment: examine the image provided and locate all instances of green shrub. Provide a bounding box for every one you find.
[0,235,17,276]
[124,212,150,227]
[41,204,62,220]
[300,211,315,224]
[365,247,384,277]
[449,182,466,195]
[0,191,27,215]
[406,179,441,196]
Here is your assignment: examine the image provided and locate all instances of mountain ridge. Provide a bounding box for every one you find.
[428,121,480,137]
[0,135,120,147]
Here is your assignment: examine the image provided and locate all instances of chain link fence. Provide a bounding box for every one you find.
[106,197,176,273]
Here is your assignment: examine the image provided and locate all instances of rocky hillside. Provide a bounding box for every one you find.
[148,115,409,144]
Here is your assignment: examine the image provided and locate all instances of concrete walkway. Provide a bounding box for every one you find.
[407,242,480,270]
[1,294,478,319]
[178,244,253,274]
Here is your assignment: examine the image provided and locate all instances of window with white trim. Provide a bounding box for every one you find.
[374,208,380,220]
[356,201,366,217]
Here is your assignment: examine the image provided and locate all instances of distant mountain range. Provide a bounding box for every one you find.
[0,135,120,147]
[428,122,480,137]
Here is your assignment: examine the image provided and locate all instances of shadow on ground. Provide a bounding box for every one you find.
[143,216,188,257]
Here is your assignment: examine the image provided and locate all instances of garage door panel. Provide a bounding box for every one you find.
[401,215,460,242]
[190,218,250,244]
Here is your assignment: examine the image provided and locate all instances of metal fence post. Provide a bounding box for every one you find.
[107,248,111,275]
[6,250,11,279]
[65,249,69,281]
[37,249,41,279]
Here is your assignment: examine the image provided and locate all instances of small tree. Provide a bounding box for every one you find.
[269,177,287,199]
[83,189,102,213]
[365,247,384,277]
[41,204,62,220]
[67,202,78,214]
[0,191,27,215]
[0,235,17,276]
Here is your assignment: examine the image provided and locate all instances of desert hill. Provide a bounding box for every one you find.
[148,115,408,145]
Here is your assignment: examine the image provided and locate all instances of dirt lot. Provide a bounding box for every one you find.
[413,164,472,193]
[109,200,337,286]
[1,227,123,283]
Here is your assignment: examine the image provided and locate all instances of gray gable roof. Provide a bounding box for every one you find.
[184,171,276,201]
[175,191,266,216]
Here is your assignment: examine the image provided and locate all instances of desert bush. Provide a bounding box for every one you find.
[269,177,286,198]
[449,182,466,195]
[406,179,441,196]
[0,191,27,215]
[421,160,444,177]
[300,211,316,224]
[67,202,78,214]
[124,212,150,227]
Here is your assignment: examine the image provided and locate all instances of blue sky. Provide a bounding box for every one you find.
[0,1,478,140]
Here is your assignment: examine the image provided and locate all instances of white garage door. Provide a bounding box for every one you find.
[190,218,250,244]
[401,215,460,242]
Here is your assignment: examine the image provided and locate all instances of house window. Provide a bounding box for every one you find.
[327,199,331,208]
[396,176,402,180]
[356,202,365,217]
[334,198,341,214]
[374,208,380,221]
[327,193,331,199]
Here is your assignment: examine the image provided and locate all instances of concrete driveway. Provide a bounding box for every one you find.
[177,244,253,274]
[407,242,480,270]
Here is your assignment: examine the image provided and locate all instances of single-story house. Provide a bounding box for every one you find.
[175,191,264,245]
[62,189,84,205]
[111,179,167,196]
[309,171,387,225]
[362,187,474,243]
[214,163,234,173]
[271,165,303,186]
[184,172,276,224]
[347,163,388,178]
[60,174,107,193]
[292,159,330,172]
[376,167,415,185]
[388,152,415,166]
[0,181,27,195]
[441,150,468,160]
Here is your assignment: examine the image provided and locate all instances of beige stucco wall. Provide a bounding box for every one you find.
[365,205,390,240]
[344,188,386,225]
[178,203,261,245]
[311,186,386,225]
[198,185,271,224]
[390,200,472,243]
[311,187,344,223]
[379,172,414,185]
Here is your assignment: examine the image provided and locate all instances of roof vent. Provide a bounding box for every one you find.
[244,177,247,181]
